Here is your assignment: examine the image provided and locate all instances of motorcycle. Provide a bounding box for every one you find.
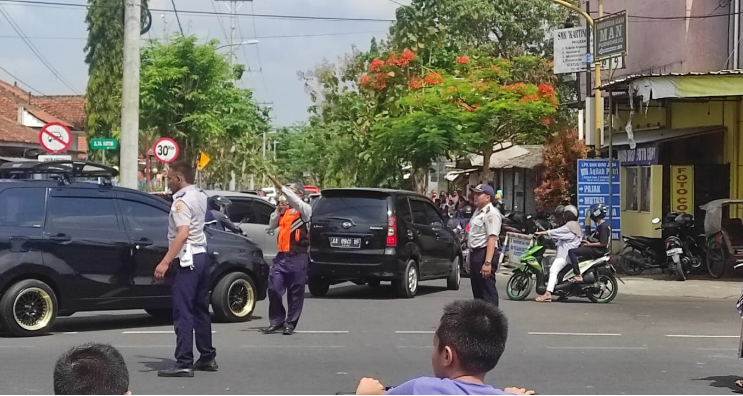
[505,235,621,303]
[620,212,705,277]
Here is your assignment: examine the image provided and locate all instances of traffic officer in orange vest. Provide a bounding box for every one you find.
[262,174,312,335]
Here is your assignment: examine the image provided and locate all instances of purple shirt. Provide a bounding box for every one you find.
[385,377,513,395]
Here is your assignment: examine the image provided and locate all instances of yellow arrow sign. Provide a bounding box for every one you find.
[197,151,210,170]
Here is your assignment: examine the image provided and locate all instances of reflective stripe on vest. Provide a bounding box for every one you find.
[278,209,306,252]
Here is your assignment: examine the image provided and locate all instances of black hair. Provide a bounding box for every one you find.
[436,300,508,374]
[168,160,195,184]
[53,343,129,395]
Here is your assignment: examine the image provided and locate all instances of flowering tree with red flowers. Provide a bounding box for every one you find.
[372,55,559,189]
[534,128,589,211]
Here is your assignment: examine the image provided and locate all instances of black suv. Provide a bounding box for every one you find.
[308,188,461,298]
[0,161,268,337]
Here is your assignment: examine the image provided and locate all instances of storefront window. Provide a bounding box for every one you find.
[624,167,638,211]
[624,166,651,212]
[640,167,651,212]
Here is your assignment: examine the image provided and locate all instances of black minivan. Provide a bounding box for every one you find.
[308,188,462,298]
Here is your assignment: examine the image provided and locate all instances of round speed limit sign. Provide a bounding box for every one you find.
[153,137,179,163]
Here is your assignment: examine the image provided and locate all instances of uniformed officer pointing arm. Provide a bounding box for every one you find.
[154,198,191,281]
[280,186,312,222]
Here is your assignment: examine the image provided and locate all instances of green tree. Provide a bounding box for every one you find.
[84,0,149,161]
[139,35,270,186]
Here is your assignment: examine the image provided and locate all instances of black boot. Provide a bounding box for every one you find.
[283,326,295,335]
[262,324,282,334]
[157,367,194,378]
[193,359,218,372]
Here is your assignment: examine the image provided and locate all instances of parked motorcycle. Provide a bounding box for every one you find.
[506,235,620,303]
[620,212,705,278]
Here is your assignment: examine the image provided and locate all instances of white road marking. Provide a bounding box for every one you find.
[240,345,345,348]
[697,348,737,351]
[529,332,621,336]
[396,345,430,349]
[121,330,216,334]
[0,345,33,348]
[395,331,435,334]
[546,346,648,350]
[665,335,738,338]
[62,332,78,335]
[114,345,175,348]
[294,331,349,334]
[636,315,650,317]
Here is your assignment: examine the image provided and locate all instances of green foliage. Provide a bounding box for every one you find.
[139,35,270,187]
[84,0,148,162]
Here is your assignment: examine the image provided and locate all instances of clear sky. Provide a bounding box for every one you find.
[0,0,404,126]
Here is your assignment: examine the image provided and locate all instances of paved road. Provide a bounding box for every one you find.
[1,278,742,395]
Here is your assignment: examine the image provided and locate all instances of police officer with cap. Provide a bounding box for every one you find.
[467,183,502,306]
[154,160,217,377]
[263,175,312,336]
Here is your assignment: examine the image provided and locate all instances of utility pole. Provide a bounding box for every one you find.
[120,0,141,189]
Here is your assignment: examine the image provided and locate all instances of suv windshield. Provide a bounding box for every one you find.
[313,195,388,225]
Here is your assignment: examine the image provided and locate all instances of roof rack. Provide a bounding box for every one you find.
[0,160,119,185]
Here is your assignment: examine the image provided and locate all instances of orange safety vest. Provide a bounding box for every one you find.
[278,209,309,253]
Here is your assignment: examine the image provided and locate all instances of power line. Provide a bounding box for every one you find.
[211,0,230,43]
[170,0,184,36]
[0,31,387,41]
[0,4,79,94]
[0,64,44,95]
[0,0,396,22]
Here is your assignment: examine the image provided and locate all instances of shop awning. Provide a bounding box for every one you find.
[605,125,725,147]
[600,70,743,97]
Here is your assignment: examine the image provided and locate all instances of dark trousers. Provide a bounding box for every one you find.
[268,252,308,329]
[469,247,499,306]
[172,253,215,368]
[568,247,606,275]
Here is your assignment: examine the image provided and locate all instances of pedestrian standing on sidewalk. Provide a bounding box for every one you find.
[467,184,502,306]
[263,175,312,336]
[154,161,217,378]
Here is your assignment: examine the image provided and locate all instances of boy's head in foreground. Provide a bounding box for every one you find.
[432,299,508,379]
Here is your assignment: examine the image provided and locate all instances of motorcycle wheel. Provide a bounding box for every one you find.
[706,239,726,279]
[674,260,686,281]
[620,250,645,276]
[587,270,618,303]
[506,272,533,301]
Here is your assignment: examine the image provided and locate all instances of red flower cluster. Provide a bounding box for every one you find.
[491,65,503,74]
[386,49,416,67]
[423,71,444,85]
[456,56,470,64]
[409,77,424,89]
[501,82,526,94]
[521,93,540,104]
[538,84,555,96]
[543,118,552,126]
[369,59,385,72]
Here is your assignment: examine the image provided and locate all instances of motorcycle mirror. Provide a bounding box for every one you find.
[651,217,661,224]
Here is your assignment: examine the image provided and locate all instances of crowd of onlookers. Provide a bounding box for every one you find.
[50,300,533,395]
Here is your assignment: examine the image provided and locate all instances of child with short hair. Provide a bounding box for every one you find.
[355,300,533,395]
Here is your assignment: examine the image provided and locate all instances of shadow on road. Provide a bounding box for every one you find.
[306,284,448,300]
[137,355,176,373]
[49,313,172,334]
[694,375,743,393]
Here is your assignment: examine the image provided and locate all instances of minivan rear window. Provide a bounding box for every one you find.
[313,195,388,225]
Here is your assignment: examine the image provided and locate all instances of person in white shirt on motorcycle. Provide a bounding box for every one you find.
[533,205,582,303]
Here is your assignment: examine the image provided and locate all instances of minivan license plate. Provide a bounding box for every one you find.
[666,248,683,256]
[330,237,361,249]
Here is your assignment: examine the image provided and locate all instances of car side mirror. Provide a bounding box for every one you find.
[651,217,661,224]
[431,222,443,230]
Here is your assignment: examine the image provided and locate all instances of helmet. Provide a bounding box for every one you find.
[462,205,474,218]
[493,200,504,213]
[588,203,607,221]
[208,195,232,211]
[554,205,565,215]
[563,205,579,221]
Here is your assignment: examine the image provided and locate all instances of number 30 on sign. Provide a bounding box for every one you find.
[153,137,179,163]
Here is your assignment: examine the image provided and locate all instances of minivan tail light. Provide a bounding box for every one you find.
[387,216,397,247]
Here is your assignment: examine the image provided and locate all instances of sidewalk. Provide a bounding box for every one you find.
[495,270,742,300]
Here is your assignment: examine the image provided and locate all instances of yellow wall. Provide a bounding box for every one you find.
[620,165,663,241]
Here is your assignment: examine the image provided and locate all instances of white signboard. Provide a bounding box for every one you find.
[507,232,533,265]
[554,27,588,74]
[38,155,72,162]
